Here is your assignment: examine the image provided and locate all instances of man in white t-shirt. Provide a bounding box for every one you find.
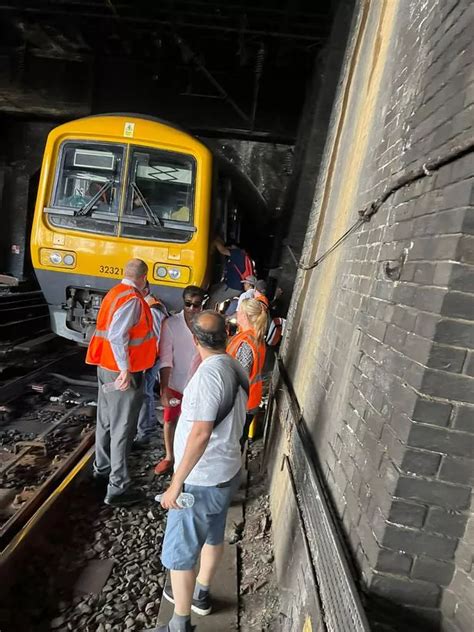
[154,286,205,475]
[157,311,248,632]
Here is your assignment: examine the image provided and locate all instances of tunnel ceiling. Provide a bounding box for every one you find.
[0,0,336,139]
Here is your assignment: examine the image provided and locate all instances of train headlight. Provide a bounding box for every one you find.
[50,252,63,264]
[168,268,181,280]
[40,248,76,269]
[153,263,191,283]
[63,254,75,266]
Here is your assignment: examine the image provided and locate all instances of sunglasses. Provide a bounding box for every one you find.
[184,300,203,309]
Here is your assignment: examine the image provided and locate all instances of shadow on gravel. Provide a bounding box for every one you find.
[1,439,169,632]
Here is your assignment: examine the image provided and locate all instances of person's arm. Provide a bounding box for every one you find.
[213,235,231,257]
[160,367,173,406]
[235,341,254,376]
[108,298,141,390]
[160,421,213,509]
[161,368,222,508]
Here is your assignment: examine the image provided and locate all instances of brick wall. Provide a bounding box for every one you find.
[276,0,355,310]
[269,0,474,630]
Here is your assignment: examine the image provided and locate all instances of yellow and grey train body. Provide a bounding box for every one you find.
[30,114,265,343]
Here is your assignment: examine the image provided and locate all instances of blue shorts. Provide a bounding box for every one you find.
[161,471,241,571]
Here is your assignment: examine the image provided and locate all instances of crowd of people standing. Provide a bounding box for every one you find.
[85,242,280,631]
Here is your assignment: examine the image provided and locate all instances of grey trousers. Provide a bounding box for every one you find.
[94,367,144,498]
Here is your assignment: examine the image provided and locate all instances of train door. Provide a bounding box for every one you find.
[216,174,241,245]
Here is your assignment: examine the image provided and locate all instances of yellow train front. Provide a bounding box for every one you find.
[31,114,248,343]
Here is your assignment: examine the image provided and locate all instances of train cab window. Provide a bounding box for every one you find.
[47,142,124,235]
[121,147,196,243]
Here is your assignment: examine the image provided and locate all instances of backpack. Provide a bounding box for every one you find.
[242,252,256,279]
[230,250,255,281]
[266,317,286,347]
[225,248,256,291]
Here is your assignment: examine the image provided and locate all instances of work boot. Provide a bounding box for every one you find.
[92,472,109,485]
[163,579,212,616]
[132,437,150,451]
[104,488,146,507]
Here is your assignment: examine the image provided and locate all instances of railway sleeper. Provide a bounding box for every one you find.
[14,440,48,456]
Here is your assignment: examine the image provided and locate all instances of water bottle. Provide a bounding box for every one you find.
[169,397,181,407]
[154,492,195,508]
[102,380,120,393]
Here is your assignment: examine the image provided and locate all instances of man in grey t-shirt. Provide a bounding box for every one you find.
[156,311,248,632]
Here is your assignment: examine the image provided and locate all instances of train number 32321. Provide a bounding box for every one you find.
[99,265,123,275]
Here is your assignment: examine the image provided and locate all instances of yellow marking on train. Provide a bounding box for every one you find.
[30,115,213,293]
[124,121,135,137]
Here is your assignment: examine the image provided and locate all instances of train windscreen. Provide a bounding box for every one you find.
[46,141,124,235]
[45,142,196,243]
[120,147,196,243]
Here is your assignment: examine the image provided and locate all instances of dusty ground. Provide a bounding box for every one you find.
[1,436,169,632]
[239,440,280,632]
[1,404,280,632]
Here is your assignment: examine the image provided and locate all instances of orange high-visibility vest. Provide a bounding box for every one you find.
[227,329,266,410]
[145,295,168,356]
[255,294,269,308]
[86,283,156,372]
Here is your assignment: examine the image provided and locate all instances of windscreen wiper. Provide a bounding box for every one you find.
[76,180,113,216]
[131,182,164,227]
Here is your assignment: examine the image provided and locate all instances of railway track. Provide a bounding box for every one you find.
[0,289,49,343]
[0,341,98,586]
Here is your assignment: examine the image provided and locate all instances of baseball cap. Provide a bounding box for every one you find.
[241,275,257,286]
[256,279,267,293]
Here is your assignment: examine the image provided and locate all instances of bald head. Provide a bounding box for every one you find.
[192,311,227,351]
[124,258,148,290]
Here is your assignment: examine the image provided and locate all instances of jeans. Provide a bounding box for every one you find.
[136,360,160,440]
[161,470,241,571]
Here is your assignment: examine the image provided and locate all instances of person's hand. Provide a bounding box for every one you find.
[160,482,182,510]
[275,287,283,299]
[116,369,130,391]
[161,386,172,407]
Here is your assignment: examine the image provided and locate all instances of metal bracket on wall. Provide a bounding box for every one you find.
[384,247,408,281]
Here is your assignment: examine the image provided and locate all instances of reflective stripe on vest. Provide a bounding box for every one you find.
[93,328,155,346]
[227,329,266,410]
[85,283,156,372]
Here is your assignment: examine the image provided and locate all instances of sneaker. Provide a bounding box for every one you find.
[104,488,146,507]
[144,624,195,632]
[163,580,212,616]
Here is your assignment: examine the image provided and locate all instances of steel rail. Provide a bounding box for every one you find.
[0,446,95,583]
[0,429,95,547]
[0,348,80,404]
[0,399,88,476]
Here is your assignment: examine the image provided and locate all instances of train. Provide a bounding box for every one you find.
[30,114,268,343]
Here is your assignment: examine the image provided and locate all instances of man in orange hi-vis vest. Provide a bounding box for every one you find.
[86,258,156,507]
